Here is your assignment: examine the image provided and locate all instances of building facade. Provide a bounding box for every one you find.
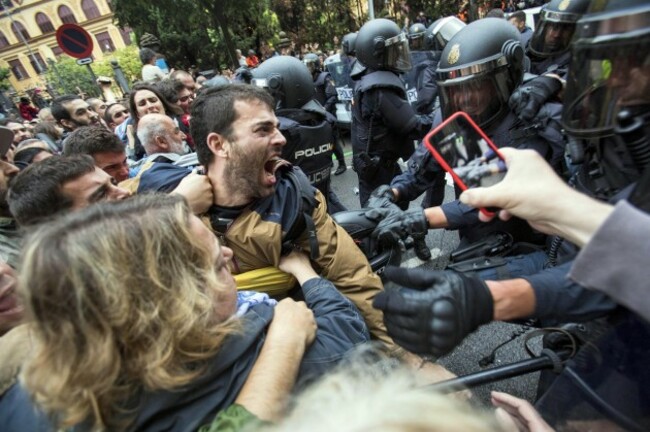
[0,0,132,94]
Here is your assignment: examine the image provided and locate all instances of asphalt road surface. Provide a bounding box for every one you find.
[330,137,541,406]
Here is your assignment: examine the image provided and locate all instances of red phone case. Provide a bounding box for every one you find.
[423,111,505,217]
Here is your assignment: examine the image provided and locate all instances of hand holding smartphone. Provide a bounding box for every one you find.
[423,112,506,217]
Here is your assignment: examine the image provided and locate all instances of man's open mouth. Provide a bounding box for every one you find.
[263,157,285,177]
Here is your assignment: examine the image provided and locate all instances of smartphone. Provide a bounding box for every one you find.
[423,111,506,217]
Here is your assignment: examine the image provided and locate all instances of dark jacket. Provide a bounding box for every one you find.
[351,69,433,165]
[124,163,393,348]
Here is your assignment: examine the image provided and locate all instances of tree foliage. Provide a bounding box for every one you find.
[93,45,143,85]
[106,0,463,72]
[110,0,283,71]
[45,46,141,98]
[0,68,11,91]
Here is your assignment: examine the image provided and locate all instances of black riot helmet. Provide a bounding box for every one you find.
[408,23,427,50]
[355,18,412,73]
[425,16,466,52]
[342,32,357,57]
[528,0,591,58]
[303,53,322,75]
[436,18,524,130]
[251,55,315,109]
[562,0,650,140]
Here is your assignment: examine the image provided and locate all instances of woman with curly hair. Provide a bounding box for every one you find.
[1,194,368,431]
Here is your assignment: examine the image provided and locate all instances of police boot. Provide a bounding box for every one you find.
[412,232,431,261]
[334,162,347,176]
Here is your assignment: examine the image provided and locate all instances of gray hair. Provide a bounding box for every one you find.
[136,114,172,154]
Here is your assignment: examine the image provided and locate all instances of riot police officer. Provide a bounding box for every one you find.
[375,18,564,258]
[304,52,347,176]
[304,53,337,113]
[252,56,346,213]
[402,23,438,109]
[507,0,590,124]
[351,18,433,207]
[340,32,358,89]
[372,0,650,361]
[415,16,465,116]
[527,0,591,77]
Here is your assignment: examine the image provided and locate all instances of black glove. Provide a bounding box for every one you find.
[365,208,428,247]
[366,185,400,210]
[508,75,562,122]
[372,266,494,357]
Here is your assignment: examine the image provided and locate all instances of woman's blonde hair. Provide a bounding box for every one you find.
[20,194,239,430]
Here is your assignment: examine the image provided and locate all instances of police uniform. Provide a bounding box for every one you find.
[313,71,337,114]
[351,69,432,206]
[277,101,346,213]
[312,70,346,174]
[402,50,439,112]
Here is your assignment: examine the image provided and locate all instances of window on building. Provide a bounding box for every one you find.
[81,0,101,20]
[95,31,115,53]
[119,27,132,46]
[8,59,29,80]
[29,53,47,74]
[51,46,64,57]
[11,21,30,42]
[58,5,77,24]
[35,13,55,34]
[0,31,9,49]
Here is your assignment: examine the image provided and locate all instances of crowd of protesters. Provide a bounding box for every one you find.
[0,0,648,430]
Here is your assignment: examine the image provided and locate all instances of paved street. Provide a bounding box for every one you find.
[330,137,540,405]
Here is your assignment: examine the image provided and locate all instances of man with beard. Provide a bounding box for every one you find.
[0,120,32,149]
[136,113,195,167]
[51,95,101,142]
[186,84,454,380]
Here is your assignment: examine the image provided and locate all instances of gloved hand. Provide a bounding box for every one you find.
[373,266,494,357]
[365,208,428,247]
[366,184,400,210]
[508,75,562,122]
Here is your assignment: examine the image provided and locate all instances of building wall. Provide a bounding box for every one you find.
[0,0,132,94]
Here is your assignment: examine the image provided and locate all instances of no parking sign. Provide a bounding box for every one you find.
[55,24,94,59]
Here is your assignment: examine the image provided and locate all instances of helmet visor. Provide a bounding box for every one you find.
[529,21,576,57]
[384,32,412,72]
[562,36,650,137]
[304,60,318,74]
[438,68,512,129]
[252,76,284,109]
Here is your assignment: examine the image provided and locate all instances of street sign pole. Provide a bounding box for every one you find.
[55,24,102,97]
[85,64,100,97]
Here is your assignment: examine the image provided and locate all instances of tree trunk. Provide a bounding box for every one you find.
[211,2,240,70]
